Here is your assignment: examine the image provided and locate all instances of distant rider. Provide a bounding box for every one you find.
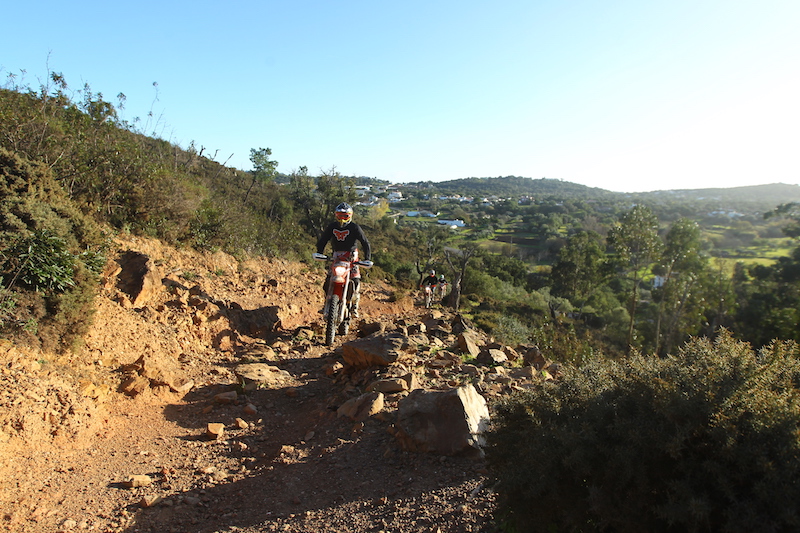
[315,203,371,318]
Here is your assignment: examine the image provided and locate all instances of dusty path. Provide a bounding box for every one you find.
[0,237,499,533]
[3,343,496,533]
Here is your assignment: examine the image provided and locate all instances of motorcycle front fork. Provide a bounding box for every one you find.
[323,280,357,318]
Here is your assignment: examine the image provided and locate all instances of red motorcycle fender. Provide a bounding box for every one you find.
[332,282,346,299]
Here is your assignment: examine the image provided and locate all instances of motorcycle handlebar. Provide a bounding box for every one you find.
[312,253,372,268]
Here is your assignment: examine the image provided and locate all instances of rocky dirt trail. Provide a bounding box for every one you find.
[0,236,552,533]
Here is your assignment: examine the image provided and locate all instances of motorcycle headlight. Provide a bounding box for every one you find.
[332,263,349,282]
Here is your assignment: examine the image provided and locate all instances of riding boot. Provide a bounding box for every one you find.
[351,291,360,318]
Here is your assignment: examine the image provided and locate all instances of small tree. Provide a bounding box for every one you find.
[443,242,479,310]
[652,218,706,355]
[411,225,449,286]
[607,205,662,351]
[243,147,277,205]
[289,166,357,239]
[550,230,610,316]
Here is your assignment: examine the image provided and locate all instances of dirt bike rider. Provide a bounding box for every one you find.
[315,203,371,318]
[420,270,438,291]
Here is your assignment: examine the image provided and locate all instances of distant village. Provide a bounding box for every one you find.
[349,184,511,228]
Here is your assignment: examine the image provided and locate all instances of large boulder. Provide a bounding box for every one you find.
[117,354,187,396]
[341,332,412,368]
[520,344,547,369]
[457,331,482,359]
[226,305,281,338]
[115,251,162,308]
[395,384,490,456]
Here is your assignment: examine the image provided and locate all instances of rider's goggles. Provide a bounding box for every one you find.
[335,211,352,221]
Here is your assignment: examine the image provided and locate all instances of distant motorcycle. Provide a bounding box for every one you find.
[434,280,448,302]
[313,252,372,345]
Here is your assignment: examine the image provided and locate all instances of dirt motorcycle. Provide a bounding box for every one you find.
[422,284,434,308]
[313,251,372,346]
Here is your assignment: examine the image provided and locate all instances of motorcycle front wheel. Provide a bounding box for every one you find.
[325,294,341,346]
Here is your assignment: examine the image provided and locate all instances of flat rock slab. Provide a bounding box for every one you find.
[342,332,413,368]
[234,363,295,389]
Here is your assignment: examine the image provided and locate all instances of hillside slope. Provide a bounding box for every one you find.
[0,235,522,533]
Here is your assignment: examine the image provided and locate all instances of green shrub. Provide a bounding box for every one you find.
[4,229,76,293]
[493,314,531,346]
[473,310,501,335]
[186,201,226,250]
[0,147,104,351]
[528,321,599,366]
[487,331,800,532]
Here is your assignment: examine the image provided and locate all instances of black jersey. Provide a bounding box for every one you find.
[421,275,438,287]
[316,221,371,259]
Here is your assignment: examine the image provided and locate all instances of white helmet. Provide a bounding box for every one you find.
[334,202,354,226]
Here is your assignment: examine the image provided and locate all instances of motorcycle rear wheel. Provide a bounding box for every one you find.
[325,295,340,346]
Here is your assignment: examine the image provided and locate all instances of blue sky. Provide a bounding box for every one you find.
[2,1,798,192]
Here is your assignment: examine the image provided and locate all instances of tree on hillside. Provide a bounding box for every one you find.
[651,218,707,355]
[443,242,480,311]
[607,205,662,351]
[765,201,800,238]
[368,199,390,223]
[733,247,800,346]
[550,230,610,317]
[411,226,450,286]
[290,166,357,239]
[244,147,277,205]
[728,201,800,346]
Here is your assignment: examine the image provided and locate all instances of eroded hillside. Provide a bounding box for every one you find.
[0,236,557,533]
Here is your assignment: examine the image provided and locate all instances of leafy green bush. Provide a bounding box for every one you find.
[4,229,76,292]
[473,310,501,335]
[465,267,542,305]
[528,321,599,366]
[493,314,531,346]
[0,147,104,351]
[487,331,800,532]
